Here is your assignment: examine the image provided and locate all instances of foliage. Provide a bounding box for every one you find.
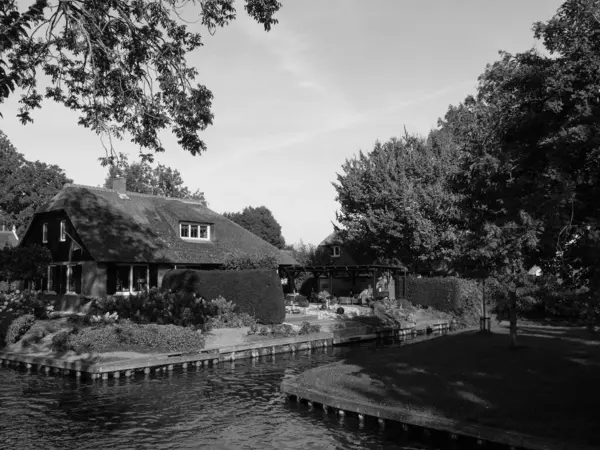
[1,0,282,163]
[286,240,319,266]
[5,314,35,344]
[0,245,52,286]
[247,322,312,338]
[161,269,285,324]
[103,155,206,204]
[0,290,49,319]
[372,299,413,327]
[50,330,70,353]
[336,307,344,315]
[0,130,72,235]
[295,295,309,307]
[221,253,278,270]
[333,132,464,272]
[298,321,321,335]
[223,206,286,249]
[67,320,205,353]
[203,296,257,330]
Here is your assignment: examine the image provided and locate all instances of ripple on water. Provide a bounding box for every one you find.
[0,343,435,450]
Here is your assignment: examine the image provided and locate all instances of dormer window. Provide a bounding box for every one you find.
[180,222,210,241]
[331,246,341,257]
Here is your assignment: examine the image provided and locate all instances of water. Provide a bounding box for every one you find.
[0,342,435,450]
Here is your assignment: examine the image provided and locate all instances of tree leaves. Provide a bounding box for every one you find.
[0,0,281,162]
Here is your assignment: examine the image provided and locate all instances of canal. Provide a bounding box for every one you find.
[0,341,433,450]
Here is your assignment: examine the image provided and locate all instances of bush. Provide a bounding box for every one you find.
[0,290,49,320]
[298,321,321,335]
[51,330,70,353]
[296,295,309,307]
[373,299,412,327]
[5,314,36,344]
[221,254,278,270]
[67,321,205,353]
[336,306,345,315]
[203,296,257,330]
[161,269,285,324]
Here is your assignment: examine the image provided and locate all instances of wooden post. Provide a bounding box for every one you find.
[371,269,377,300]
[509,288,518,347]
[328,270,334,297]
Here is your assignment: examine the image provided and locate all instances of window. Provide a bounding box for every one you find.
[116,265,149,294]
[60,220,66,241]
[180,222,210,240]
[331,246,341,257]
[42,223,48,243]
[180,223,189,238]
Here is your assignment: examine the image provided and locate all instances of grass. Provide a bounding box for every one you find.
[295,321,600,448]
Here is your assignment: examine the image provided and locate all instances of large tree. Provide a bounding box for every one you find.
[103,155,206,203]
[1,0,281,164]
[224,206,285,249]
[0,130,72,236]
[440,0,600,341]
[333,132,464,272]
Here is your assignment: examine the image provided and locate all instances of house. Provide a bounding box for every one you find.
[286,229,407,301]
[0,224,19,249]
[19,179,298,298]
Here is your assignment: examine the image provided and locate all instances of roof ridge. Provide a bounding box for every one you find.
[64,183,207,205]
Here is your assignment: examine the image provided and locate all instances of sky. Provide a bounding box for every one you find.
[2,0,565,246]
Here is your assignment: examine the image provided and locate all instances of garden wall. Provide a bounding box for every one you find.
[406,276,483,326]
[161,269,285,324]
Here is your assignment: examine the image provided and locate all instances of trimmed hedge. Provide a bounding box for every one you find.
[161,269,285,324]
[406,276,484,326]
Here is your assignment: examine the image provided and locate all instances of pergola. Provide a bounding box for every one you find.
[282,264,408,299]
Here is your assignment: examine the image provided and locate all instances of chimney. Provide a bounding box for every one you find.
[112,177,127,194]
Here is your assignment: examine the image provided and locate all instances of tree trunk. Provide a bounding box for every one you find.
[509,289,518,347]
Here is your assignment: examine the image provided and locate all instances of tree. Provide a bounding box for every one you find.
[103,154,206,204]
[0,244,51,287]
[439,0,600,341]
[333,132,464,272]
[223,206,285,249]
[0,130,72,236]
[1,0,282,163]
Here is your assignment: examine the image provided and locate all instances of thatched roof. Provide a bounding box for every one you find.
[31,184,297,266]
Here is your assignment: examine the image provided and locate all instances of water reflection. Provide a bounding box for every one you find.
[0,339,441,450]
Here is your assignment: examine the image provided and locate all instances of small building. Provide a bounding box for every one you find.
[286,230,407,302]
[19,179,297,298]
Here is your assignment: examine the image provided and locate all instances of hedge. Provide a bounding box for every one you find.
[161,269,285,324]
[406,276,485,326]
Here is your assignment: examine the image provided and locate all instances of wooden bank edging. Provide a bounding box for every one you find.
[0,320,451,381]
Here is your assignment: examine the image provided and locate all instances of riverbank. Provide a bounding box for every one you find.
[0,316,451,379]
[281,321,600,450]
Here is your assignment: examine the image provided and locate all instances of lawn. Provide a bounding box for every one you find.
[294,322,600,448]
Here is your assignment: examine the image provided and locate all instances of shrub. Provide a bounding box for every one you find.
[336,306,345,315]
[298,321,321,335]
[0,290,48,320]
[5,314,36,344]
[296,295,309,307]
[161,269,285,324]
[270,324,296,338]
[51,330,70,353]
[221,254,278,270]
[373,299,412,327]
[67,321,205,353]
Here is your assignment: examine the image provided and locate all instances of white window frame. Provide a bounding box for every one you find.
[60,220,66,242]
[332,246,341,257]
[115,264,150,295]
[180,222,210,241]
[42,223,48,243]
